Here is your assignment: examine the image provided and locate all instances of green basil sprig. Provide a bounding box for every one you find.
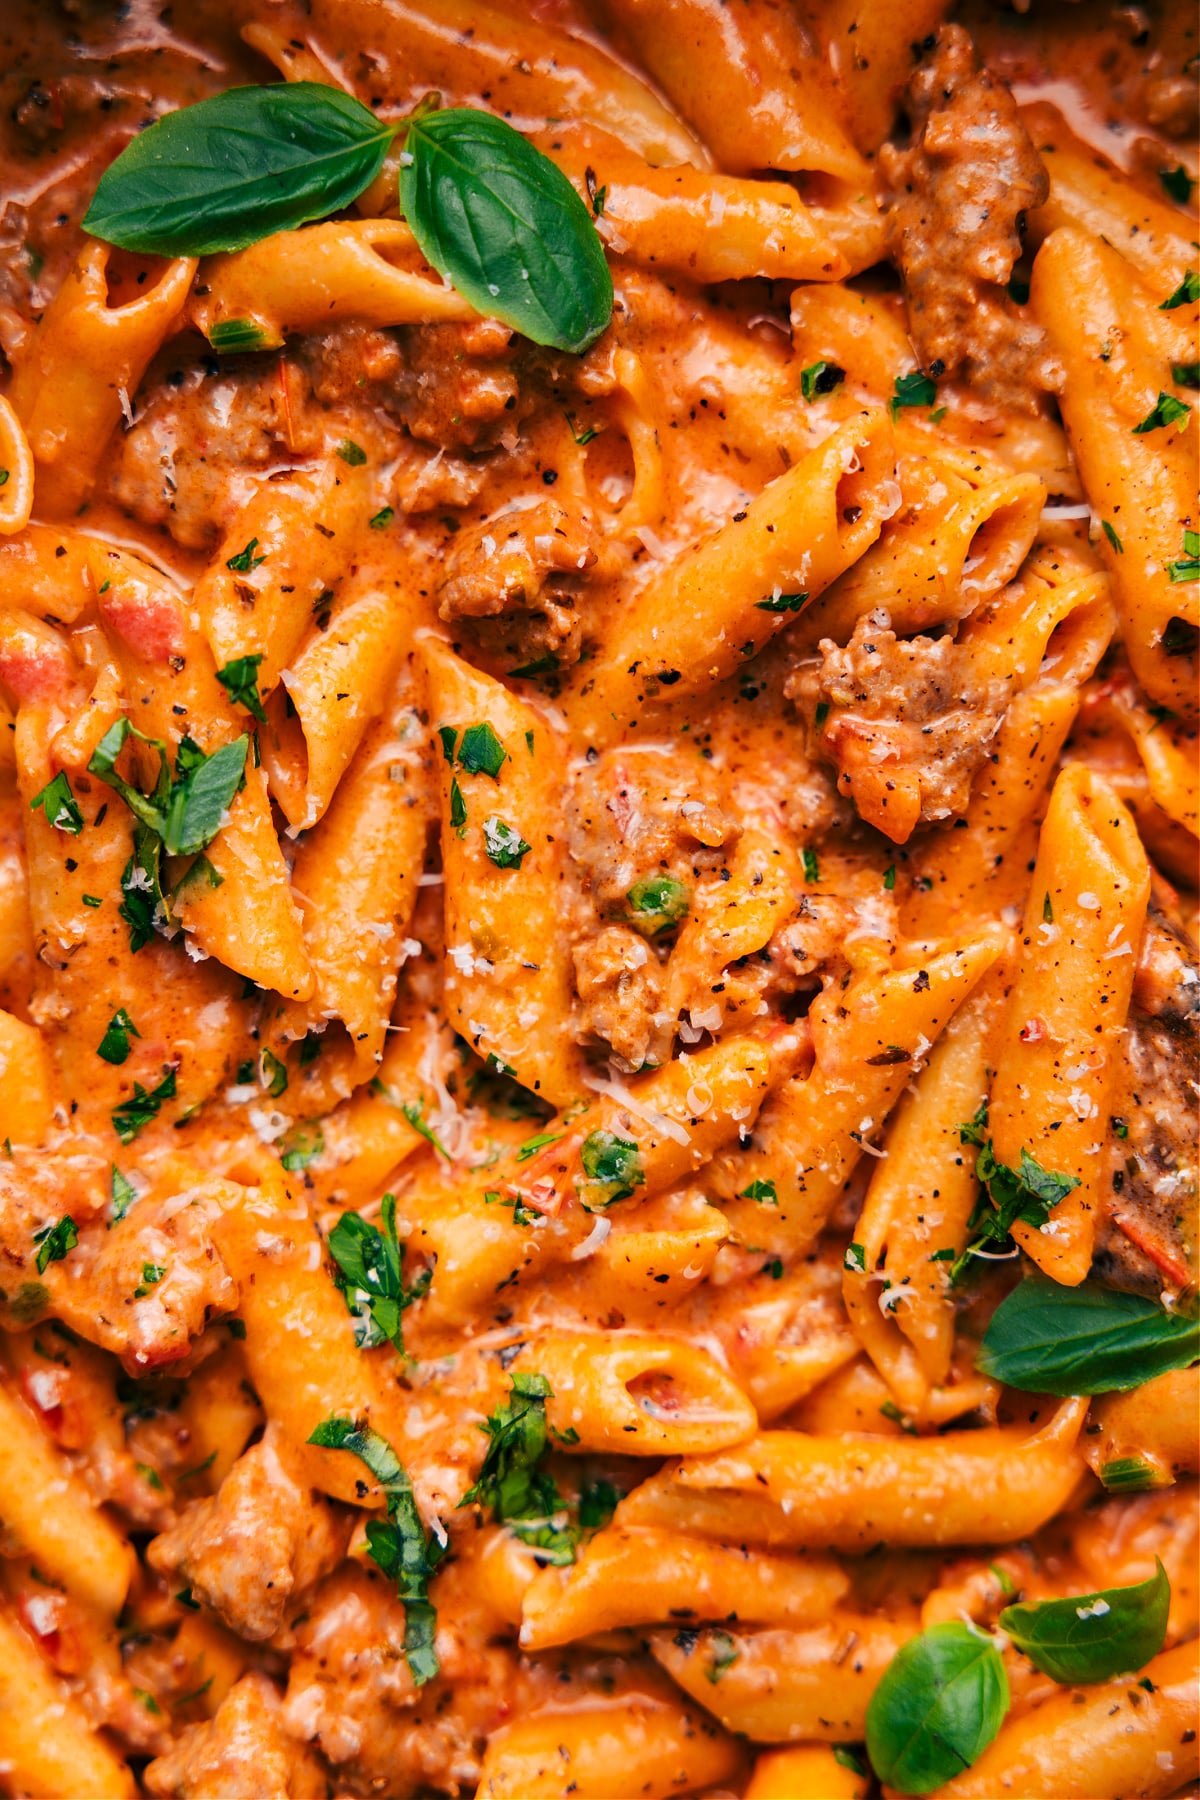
[999,1560,1169,1685]
[83,84,394,257]
[977,1276,1199,1395]
[400,108,612,354]
[865,1623,1009,1795]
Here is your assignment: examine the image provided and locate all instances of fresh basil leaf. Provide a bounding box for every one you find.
[97,1007,141,1066]
[84,84,395,257]
[459,1371,576,1564]
[482,815,531,869]
[120,824,167,953]
[34,1215,79,1276]
[29,770,84,835]
[577,1476,620,1531]
[216,654,267,723]
[400,108,612,354]
[977,1276,1199,1395]
[999,1560,1169,1684]
[308,1414,443,1685]
[865,1622,1009,1795]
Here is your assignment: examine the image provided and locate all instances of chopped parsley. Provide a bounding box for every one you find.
[97,1007,141,1066]
[89,717,248,860]
[369,506,394,529]
[1166,529,1200,583]
[110,1165,138,1223]
[33,1217,78,1274]
[755,589,809,613]
[457,722,507,779]
[133,1262,166,1298]
[627,873,689,933]
[1131,391,1190,434]
[949,1102,1079,1282]
[579,1130,643,1207]
[225,537,266,573]
[29,771,84,835]
[1159,270,1199,310]
[890,369,938,414]
[336,438,367,465]
[260,1048,288,1098]
[800,360,845,402]
[279,1122,324,1173]
[1100,520,1123,554]
[216,653,267,722]
[802,846,819,883]
[482,815,531,869]
[739,1178,777,1204]
[112,1067,178,1144]
[1159,165,1194,205]
[449,777,467,833]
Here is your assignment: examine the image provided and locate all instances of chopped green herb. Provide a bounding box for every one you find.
[739,1178,777,1204]
[800,359,845,402]
[1043,892,1054,922]
[627,873,689,933]
[110,1165,138,1223]
[89,717,248,859]
[951,1106,1078,1283]
[1172,360,1200,389]
[308,1416,443,1684]
[515,1131,563,1163]
[112,1067,177,1144]
[279,1122,324,1173]
[1159,270,1199,310]
[457,721,507,779]
[802,846,819,883]
[1131,391,1191,434]
[208,317,274,354]
[844,1242,867,1274]
[579,1129,644,1207]
[482,814,531,869]
[705,1630,740,1682]
[34,1216,78,1275]
[1166,528,1200,583]
[449,777,467,833]
[328,1193,430,1354]
[260,1048,288,1098]
[890,369,938,414]
[1100,520,1123,554]
[82,894,102,908]
[97,1006,141,1066]
[369,506,394,529]
[29,771,84,836]
[755,589,809,613]
[133,1262,166,1298]
[225,537,266,574]
[336,438,367,465]
[216,653,267,723]
[459,1372,577,1566]
[1111,1117,1129,1140]
[814,700,830,728]
[134,1465,164,1493]
[883,864,896,890]
[119,824,167,953]
[1099,1455,1164,1493]
[1159,165,1194,205]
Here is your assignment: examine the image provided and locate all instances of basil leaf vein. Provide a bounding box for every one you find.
[865,1622,1009,1796]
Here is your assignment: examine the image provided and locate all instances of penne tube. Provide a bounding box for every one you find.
[513,1330,757,1455]
[1022,102,1197,296]
[265,0,705,166]
[618,1399,1089,1550]
[651,1616,915,1742]
[532,126,848,284]
[422,637,579,1105]
[8,243,194,517]
[0,396,34,536]
[571,411,896,740]
[1081,1366,1200,1491]
[842,978,1004,1402]
[208,1169,406,1505]
[266,673,429,1083]
[1031,227,1197,714]
[302,999,440,1208]
[0,524,123,624]
[0,1377,136,1616]
[261,585,410,833]
[475,1691,742,1799]
[598,0,868,182]
[0,1608,136,1799]
[745,1742,870,1800]
[796,443,1044,646]
[928,1637,1200,1800]
[0,1006,54,1147]
[991,764,1150,1286]
[790,282,914,403]
[715,933,1003,1256]
[520,1527,848,1649]
[193,460,372,694]
[190,219,475,349]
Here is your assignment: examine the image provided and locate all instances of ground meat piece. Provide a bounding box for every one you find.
[573,925,663,1069]
[879,25,1064,412]
[144,1672,327,1800]
[788,612,1009,844]
[438,499,600,669]
[1094,902,1198,1297]
[281,1563,523,1797]
[567,748,739,921]
[392,317,521,451]
[148,1425,352,1641]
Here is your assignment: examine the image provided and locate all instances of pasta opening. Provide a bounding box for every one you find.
[961,492,1040,601]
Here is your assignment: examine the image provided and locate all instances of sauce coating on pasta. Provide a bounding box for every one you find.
[0,2,1196,1796]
